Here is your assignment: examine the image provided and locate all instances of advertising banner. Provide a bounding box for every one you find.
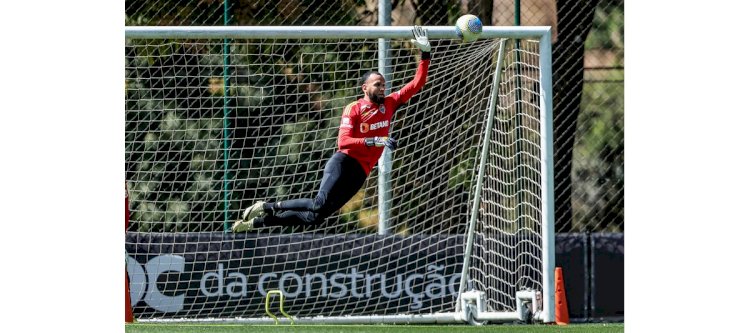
[126,232,466,319]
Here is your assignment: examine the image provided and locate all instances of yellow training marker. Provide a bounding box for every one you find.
[265,290,294,325]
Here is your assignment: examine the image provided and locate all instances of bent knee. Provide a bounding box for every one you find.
[311,195,327,212]
[300,212,324,226]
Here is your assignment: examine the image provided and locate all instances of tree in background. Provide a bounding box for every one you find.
[552,0,600,232]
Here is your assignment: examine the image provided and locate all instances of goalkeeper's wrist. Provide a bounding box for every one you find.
[420,51,431,60]
[364,137,386,147]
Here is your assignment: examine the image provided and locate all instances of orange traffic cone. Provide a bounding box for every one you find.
[555,267,570,325]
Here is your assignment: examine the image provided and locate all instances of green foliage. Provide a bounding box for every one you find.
[585,1,625,51]
[572,77,624,232]
[125,0,625,233]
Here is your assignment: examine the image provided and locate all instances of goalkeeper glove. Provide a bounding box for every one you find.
[411,25,431,53]
[365,136,397,150]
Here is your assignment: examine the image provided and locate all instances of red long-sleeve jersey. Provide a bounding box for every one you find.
[337,58,430,175]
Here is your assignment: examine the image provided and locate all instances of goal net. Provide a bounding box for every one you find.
[125,26,554,324]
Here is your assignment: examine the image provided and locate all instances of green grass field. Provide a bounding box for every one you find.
[126,323,624,333]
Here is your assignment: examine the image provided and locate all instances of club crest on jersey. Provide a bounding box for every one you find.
[379,105,385,114]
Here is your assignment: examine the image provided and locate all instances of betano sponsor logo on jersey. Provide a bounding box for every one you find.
[359,120,389,134]
[127,254,460,313]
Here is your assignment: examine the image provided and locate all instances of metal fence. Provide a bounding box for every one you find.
[125,0,624,233]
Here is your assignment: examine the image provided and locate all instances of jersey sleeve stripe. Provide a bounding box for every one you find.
[343,101,357,116]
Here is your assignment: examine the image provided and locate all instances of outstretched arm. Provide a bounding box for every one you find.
[393,26,431,105]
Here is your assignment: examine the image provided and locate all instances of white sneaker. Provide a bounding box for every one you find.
[242,201,266,221]
[232,217,256,233]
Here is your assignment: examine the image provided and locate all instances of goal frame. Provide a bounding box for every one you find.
[125,25,555,324]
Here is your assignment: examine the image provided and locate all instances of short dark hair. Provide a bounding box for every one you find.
[360,71,383,86]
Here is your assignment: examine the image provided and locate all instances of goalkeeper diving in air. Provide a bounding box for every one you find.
[232,26,432,232]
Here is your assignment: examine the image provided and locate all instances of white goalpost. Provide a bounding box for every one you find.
[125,25,554,324]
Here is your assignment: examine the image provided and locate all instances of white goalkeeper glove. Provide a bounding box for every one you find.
[411,25,431,53]
[365,136,398,150]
